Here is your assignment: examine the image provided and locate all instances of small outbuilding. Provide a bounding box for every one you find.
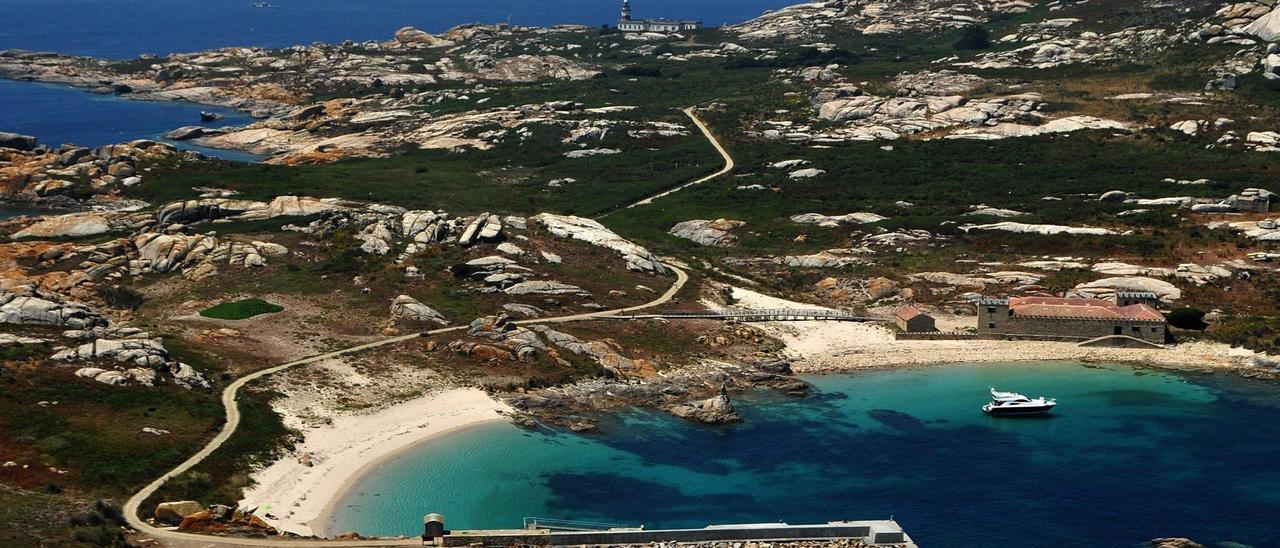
[895,307,936,332]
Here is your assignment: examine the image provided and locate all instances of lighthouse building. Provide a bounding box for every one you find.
[617,0,702,32]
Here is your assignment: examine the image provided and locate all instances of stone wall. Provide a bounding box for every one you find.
[997,316,1165,343]
[894,331,977,341]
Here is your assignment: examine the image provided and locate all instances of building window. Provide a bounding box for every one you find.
[1008,309,1014,316]
[988,322,996,329]
[987,307,995,314]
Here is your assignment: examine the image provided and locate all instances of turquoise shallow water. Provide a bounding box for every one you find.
[326,361,1280,547]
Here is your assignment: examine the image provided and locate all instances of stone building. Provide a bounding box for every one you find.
[1114,291,1160,308]
[976,294,1166,343]
[895,307,936,332]
[617,0,702,33]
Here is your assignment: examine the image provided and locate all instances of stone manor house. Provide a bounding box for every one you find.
[976,292,1167,344]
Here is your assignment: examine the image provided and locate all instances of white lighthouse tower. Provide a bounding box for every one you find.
[620,0,632,22]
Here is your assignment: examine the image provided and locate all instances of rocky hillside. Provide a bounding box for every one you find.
[4,1,1280,544]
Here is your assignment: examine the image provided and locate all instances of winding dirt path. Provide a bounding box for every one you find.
[607,107,735,213]
[123,264,688,547]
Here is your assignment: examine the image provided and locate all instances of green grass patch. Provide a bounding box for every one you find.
[199,298,284,320]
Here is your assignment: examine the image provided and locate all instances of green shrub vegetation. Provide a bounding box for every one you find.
[199,298,284,320]
[1212,316,1280,355]
[952,25,991,50]
[0,370,222,496]
[97,286,145,311]
[1167,307,1208,330]
[141,389,295,517]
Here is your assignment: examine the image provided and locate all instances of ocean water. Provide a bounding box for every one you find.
[0,0,796,59]
[0,0,793,158]
[0,79,259,160]
[326,361,1280,547]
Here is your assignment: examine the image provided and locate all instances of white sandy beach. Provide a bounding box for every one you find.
[239,387,511,538]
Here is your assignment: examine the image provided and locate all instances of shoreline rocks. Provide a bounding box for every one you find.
[670,387,741,424]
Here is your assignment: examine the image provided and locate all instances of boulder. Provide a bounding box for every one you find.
[1073,276,1181,302]
[790,212,887,227]
[866,277,900,301]
[788,167,827,179]
[532,214,667,273]
[164,126,207,140]
[0,291,107,329]
[0,132,37,151]
[394,26,452,48]
[504,281,590,296]
[12,213,112,239]
[769,159,810,169]
[496,242,524,255]
[1247,131,1280,147]
[390,295,449,326]
[960,222,1115,236]
[178,510,222,532]
[1099,190,1129,202]
[267,195,345,217]
[155,501,206,524]
[155,198,263,224]
[477,214,503,242]
[1246,7,1280,41]
[1264,54,1280,81]
[668,219,745,247]
[502,303,544,318]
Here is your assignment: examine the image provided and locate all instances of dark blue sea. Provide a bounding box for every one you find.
[0,79,257,159]
[0,0,795,59]
[0,0,793,157]
[325,362,1280,547]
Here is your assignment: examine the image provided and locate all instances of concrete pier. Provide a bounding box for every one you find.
[433,520,914,547]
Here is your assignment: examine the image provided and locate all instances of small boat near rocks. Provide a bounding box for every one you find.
[982,387,1056,416]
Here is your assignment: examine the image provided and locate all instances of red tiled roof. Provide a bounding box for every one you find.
[896,307,922,320]
[1009,296,1164,322]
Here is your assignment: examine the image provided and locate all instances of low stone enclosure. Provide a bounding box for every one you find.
[893,331,1167,348]
[894,331,978,341]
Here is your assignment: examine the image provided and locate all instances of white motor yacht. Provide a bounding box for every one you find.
[983,387,1056,416]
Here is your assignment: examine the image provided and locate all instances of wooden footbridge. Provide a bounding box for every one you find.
[612,308,886,323]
